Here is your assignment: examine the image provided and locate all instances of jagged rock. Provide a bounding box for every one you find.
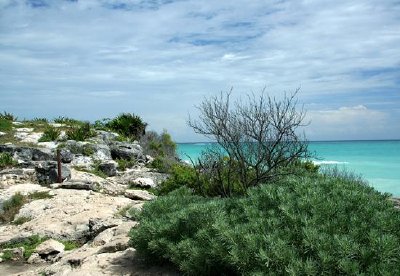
[124,189,156,201]
[131,177,156,188]
[111,167,168,186]
[0,145,54,162]
[37,141,58,149]
[1,189,133,242]
[71,155,93,169]
[94,130,120,144]
[35,161,71,184]
[90,143,112,160]
[0,168,37,187]
[50,181,100,191]
[60,148,73,163]
[88,218,120,240]
[98,161,117,177]
[92,228,115,246]
[36,239,65,256]
[14,128,42,144]
[27,252,46,264]
[146,154,154,164]
[97,236,130,253]
[110,141,144,161]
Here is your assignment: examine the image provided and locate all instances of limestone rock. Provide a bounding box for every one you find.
[97,236,130,253]
[0,183,50,209]
[34,161,71,184]
[27,252,46,264]
[110,141,144,161]
[90,143,112,160]
[2,189,133,242]
[0,145,54,162]
[98,161,117,177]
[0,168,37,187]
[131,177,155,188]
[35,239,65,255]
[60,148,73,163]
[71,155,93,169]
[124,189,156,201]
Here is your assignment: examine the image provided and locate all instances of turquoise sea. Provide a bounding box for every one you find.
[177,140,400,196]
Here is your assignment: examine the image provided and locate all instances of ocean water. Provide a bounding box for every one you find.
[177,140,400,196]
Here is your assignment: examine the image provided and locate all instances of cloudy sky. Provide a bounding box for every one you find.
[1,0,399,141]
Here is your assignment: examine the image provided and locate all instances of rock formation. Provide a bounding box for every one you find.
[0,124,177,275]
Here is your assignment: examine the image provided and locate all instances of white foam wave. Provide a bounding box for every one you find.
[313,160,349,165]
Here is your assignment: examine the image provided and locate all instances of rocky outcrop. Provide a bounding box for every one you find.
[0,125,177,275]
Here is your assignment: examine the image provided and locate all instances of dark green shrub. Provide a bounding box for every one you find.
[106,113,147,140]
[66,122,95,141]
[0,111,17,121]
[0,118,12,132]
[130,175,400,275]
[0,193,26,223]
[116,158,136,171]
[156,164,199,195]
[32,117,48,123]
[53,116,84,126]
[38,126,60,142]
[0,152,17,169]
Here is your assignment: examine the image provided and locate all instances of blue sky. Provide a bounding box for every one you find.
[0,0,399,142]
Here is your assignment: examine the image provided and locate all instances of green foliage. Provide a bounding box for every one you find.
[0,249,14,261]
[12,216,32,225]
[38,126,61,142]
[116,158,136,171]
[0,191,53,223]
[0,235,48,259]
[156,164,199,195]
[66,122,95,141]
[130,175,400,275]
[58,240,81,251]
[53,116,84,126]
[106,113,147,140]
[0,152,17,169]
[0,111,17,121]
[0,193,25,223]
[92,118,110,130]
[0,118,12,131]
[27,191,53,200]
[32,117,48,123]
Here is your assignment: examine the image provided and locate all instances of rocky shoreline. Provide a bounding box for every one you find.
[0,123,178,275]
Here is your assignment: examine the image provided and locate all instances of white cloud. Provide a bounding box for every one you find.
[0,0,399,141]
[306,105,392,140]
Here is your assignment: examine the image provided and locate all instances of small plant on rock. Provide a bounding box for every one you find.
[38,126,60,142]
[0,152,17,169]
[66,122,95,141]
[106,113,147,140]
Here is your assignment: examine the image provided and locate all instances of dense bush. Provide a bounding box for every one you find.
[0,118,12,132]
[0,152,17,169]
[156,164,199,195]
[38,126,60,142]
[130,174,400,275]
[0,111,17,121]
[66,122,95,141]
[53,116,84,126]
[106,113,147,140]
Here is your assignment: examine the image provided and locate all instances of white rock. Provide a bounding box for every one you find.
[131,177,155,188]
[35,239,65,255]
[71,156,93,169]
[37,141,58,149]
[15,127,34,132]
[124,189,156,201]
[0,131,5,136]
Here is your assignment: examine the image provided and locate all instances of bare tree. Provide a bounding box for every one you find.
[188,88,309,195]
